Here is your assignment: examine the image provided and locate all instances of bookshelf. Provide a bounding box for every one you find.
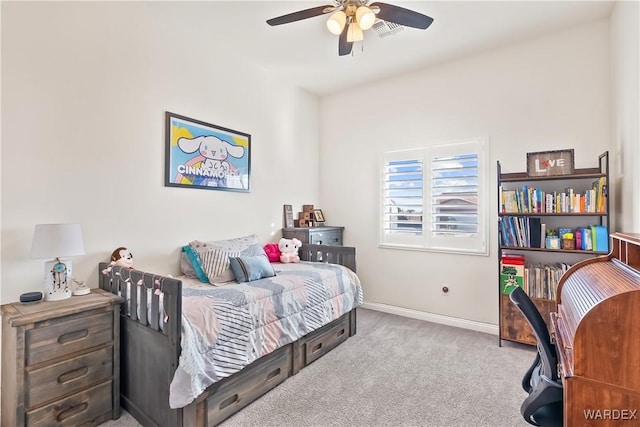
[497,151,610,346]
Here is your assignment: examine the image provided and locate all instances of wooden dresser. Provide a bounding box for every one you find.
[551,232,640,427]
[1,288,123,426]
[282,226,344,246]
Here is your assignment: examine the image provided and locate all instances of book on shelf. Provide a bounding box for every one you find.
[500,254,525,294]
[529,218,542,248]
[577,227,593,250]
[591,225,608,252]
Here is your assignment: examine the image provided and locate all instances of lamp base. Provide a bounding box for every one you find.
[46,289,72,301]
[43,258,73,301]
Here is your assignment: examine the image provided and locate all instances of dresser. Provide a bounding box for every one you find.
[1,288,123,426]
[282,226,344,246]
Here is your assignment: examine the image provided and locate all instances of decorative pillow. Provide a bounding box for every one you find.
[197,248,241,283]
[263,243,281,262]
[181,246,209,283]
[228,254,276,283]
[190,234,266,284]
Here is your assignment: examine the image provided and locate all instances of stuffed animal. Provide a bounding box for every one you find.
[263,243,281,263]
[278,238,302,263]
[111,247,134,269]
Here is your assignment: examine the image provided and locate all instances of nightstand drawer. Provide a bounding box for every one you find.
[26,311,113,365]
[26,380,112,427]
[26,346,113,408]
[309,230,342,246]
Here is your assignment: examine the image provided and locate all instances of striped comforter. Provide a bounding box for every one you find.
[168,261,363,409]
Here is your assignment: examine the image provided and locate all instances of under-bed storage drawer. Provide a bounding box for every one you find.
[205,344,292,426]
[303,314,350,365]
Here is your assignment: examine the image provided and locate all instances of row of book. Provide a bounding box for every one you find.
[499,177,607,214]
[523,263,571,300]
[499,216,608,252]
[500,254,571,300]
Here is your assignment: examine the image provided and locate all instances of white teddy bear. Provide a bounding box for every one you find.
[278,238,302,263]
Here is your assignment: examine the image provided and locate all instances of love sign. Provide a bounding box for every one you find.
[526,149,575,177]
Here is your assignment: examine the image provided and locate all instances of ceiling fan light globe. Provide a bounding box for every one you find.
[326,10,347,35]
[355,6,375,30]
[346,22,364,42]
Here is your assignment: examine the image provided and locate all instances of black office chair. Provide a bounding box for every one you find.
[509,286,563,427]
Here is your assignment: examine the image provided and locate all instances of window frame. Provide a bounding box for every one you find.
[379,138,490,256]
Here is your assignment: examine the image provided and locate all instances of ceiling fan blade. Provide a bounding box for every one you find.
[266,5,334,26]
[370,2,434,30]
[338,24,353,56]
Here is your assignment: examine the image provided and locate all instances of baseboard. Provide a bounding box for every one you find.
[360,302,499,336]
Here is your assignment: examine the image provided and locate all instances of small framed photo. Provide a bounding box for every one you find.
[313,209,325,224]
[526,149,574,177]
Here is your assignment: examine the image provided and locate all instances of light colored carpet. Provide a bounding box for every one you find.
[103,308,535,427]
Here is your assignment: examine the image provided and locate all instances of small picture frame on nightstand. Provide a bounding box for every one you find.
[313,209,325,224]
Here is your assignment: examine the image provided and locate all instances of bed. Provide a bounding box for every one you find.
[99,243,362,427]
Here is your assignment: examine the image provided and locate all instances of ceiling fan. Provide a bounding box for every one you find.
[266,1,434,56]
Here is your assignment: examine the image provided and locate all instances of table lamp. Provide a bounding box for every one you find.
[31,223,85,301]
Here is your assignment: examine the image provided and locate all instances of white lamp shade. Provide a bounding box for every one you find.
[347,22,364,42]
[326,10,347,35]
[31,223,85,259]
[356,6,376,30]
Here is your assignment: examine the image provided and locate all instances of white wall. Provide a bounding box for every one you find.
[1,2,320,303]
[319,21,613,326]
[610,0,640,232]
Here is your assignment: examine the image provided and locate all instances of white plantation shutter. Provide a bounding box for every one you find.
[431,153,478,236]
[381,149,425,247]
[380,139,488,255]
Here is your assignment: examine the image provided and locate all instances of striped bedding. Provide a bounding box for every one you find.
[168,261,363,409]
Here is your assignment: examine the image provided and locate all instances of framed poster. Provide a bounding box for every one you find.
[526,149,574,177]
[165,112,251,192]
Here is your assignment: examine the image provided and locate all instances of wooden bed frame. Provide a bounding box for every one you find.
[99,244,358,427]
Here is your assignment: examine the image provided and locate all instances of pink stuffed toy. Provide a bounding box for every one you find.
[263,243,281,263]
[279,238,302,263]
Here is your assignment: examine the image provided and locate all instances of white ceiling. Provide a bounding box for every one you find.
[205,1,615,96]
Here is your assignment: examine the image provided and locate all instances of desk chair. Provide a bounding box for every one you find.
[509,286,563,427]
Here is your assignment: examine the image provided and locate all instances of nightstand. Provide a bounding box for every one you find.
[1,288,123,426]
[282,226,344,246]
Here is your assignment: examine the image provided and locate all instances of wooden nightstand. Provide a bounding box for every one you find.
[1,288,123,426]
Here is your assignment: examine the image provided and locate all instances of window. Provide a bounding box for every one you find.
[380,138,489,255]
